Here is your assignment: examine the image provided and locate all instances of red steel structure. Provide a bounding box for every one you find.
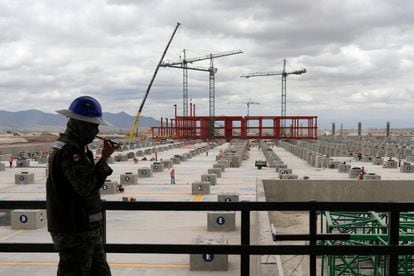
[152,115,317,140]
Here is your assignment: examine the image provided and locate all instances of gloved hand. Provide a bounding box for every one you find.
[101,139,117,160]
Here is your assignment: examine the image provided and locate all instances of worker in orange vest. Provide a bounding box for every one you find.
[8,155,13,168]
[170,169,176,184]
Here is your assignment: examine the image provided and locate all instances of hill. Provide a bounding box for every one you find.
[0,110,160,132]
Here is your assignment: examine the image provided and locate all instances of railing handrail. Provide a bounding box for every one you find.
[2,200,414,211]
[0,200,413,276]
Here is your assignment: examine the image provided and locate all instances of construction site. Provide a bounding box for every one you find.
[0,23,413,276]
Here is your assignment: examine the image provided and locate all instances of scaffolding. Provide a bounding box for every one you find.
[321,211,414,275]
[151,115,318,140]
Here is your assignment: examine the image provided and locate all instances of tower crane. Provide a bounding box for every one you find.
[162,49,243,139]
[240,59,306,119]
[161,49,243,118]
[243,100,260,116]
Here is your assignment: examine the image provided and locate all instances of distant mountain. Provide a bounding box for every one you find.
[0,110,160,132]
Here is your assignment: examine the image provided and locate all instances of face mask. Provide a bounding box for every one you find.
[67,119,99,145]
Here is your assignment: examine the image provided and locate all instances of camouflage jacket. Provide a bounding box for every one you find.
[46,134,112,233]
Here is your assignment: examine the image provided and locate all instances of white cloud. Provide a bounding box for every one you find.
[0,0,413,127]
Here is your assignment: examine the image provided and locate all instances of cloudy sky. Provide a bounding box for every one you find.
[1,0,413,128]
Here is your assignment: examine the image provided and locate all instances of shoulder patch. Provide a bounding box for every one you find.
[73,153,81,162]
[52,141,66,150]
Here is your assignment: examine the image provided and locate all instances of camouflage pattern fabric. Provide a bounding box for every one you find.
[51,227,111,276]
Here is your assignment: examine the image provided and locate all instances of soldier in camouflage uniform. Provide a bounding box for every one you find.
[47,96,116,275]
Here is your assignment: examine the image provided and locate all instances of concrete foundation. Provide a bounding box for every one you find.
[189,236,228,271]
[100,180,120,195]
[201,174,217,185]
[217,194,239,202]
[263,179,414,202]
[138,167,153,178]
[11,209,46,230]
[120,172,138,185]
[207,212,236,231]
[191,182,210,195]
[15,172,34,184]
[207,168,222,178]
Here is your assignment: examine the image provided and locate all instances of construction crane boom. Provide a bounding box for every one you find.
[243,100,260,116]
[161,49,243,125]
[127,22,181,140]
[165,49,243,66]
[240,59,306,119]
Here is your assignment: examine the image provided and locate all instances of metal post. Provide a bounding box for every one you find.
[241,209,250,276]
[388,209,399,275]
[309,202,317,276]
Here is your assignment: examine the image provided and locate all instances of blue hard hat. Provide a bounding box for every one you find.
[56,96,112,126]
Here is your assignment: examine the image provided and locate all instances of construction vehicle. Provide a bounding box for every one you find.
[127,22,181,140]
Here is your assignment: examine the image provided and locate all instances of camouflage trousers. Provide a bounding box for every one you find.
[50,227,111,276]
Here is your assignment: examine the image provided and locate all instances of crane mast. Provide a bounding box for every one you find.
[161,49,243,139]
[243,100,260,116]
[240,59,306,119]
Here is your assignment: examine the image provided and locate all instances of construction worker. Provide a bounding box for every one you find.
[8,155,13,168]
[46,96,116,276]
[170,169,176,184]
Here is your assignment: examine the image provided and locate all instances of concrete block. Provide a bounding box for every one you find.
[162,160,172,169]
[120,172,138,185]
[189,236,228,271]
[361,156,373,162]
[384,159,398,168]
[372,157,384,165]
[349,167,361,178]
[207,212,235,231]
[106,157,114,164]
[100,180,121,195]
[16,159,30,167]
[400,163,414,173]
[127,152,136,159]
[278,169,293,177]
[231,155,241,168]
[151,162,163,173]
[217,160,229,168]
[15,172,34,184]
[217,194,239,202]
[281,174,299,180]
[213,164,225,172]
[328,160,340,169]
[178,154,187,162]
[114,154,128,162]
[201,174,217,185]
[275,164,288,172]
[0,163,5,171]
[363,173,381,180]
[138,167,153,178]
[11,209,46,229]
[207,168,222,178]
[192,182,210,195]
[338,163,351,173]
[38,156,48,164]
[170,157,181,164]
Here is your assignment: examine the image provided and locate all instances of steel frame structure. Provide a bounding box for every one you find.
[321,211,414,275]
[151,115,318,140]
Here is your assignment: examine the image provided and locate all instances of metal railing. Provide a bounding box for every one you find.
[0,200,413,276]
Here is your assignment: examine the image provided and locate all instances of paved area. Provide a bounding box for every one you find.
[0,140,413,275]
